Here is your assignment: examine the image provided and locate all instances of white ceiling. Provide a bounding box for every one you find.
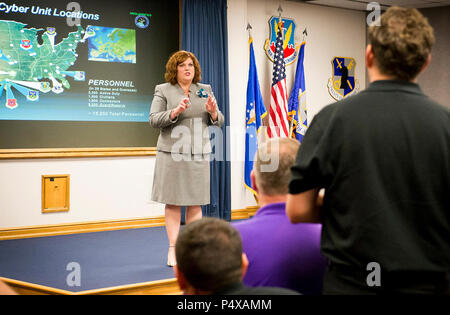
[286,0,450,11]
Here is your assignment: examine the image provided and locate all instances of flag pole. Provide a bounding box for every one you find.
[290,28,307,139]
[277,5,283,36]
[245,21,260,204]
[278,5,292,138]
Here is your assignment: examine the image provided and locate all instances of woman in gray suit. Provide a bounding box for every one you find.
[149,51,224,266]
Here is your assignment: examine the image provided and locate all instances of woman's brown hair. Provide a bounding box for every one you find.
[164,50,202,85]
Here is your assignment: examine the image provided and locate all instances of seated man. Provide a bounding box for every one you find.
[233,138,327,295]
[174,217,299,295]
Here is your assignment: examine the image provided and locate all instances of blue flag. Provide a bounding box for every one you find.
[244,36,267,194]
[288,42,307,142]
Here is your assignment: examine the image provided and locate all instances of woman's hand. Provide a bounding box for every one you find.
[170,97,190,120]
[205,95,218,121]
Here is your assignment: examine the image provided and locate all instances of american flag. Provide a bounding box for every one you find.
[268,18,290,138]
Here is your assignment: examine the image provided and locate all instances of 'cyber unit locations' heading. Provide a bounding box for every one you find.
[0,3,100,21]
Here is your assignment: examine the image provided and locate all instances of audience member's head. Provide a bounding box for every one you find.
[252,138,300,197]
[367,6,435,81]
[174,218,248,295]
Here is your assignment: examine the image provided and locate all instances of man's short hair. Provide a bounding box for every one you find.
[254,138,300,196]
[175,218,243,292]
[368,6,435,81]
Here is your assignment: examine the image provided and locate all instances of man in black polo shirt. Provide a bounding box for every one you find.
[286,7,450,295]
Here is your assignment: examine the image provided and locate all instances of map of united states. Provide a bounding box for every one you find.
[0,20,86,109]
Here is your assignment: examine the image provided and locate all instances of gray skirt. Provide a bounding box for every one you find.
[151,151,210,206]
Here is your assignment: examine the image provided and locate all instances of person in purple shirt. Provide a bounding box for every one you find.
[233,138,328,295]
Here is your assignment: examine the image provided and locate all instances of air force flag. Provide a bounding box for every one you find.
[288,42,307,142]
[245,36,267,194]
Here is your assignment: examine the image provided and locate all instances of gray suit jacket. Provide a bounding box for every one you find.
[149,82,225,154]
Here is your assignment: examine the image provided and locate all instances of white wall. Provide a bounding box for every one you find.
[228,0,367,211]
[0,156,164,229]
[0,0,366,229]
